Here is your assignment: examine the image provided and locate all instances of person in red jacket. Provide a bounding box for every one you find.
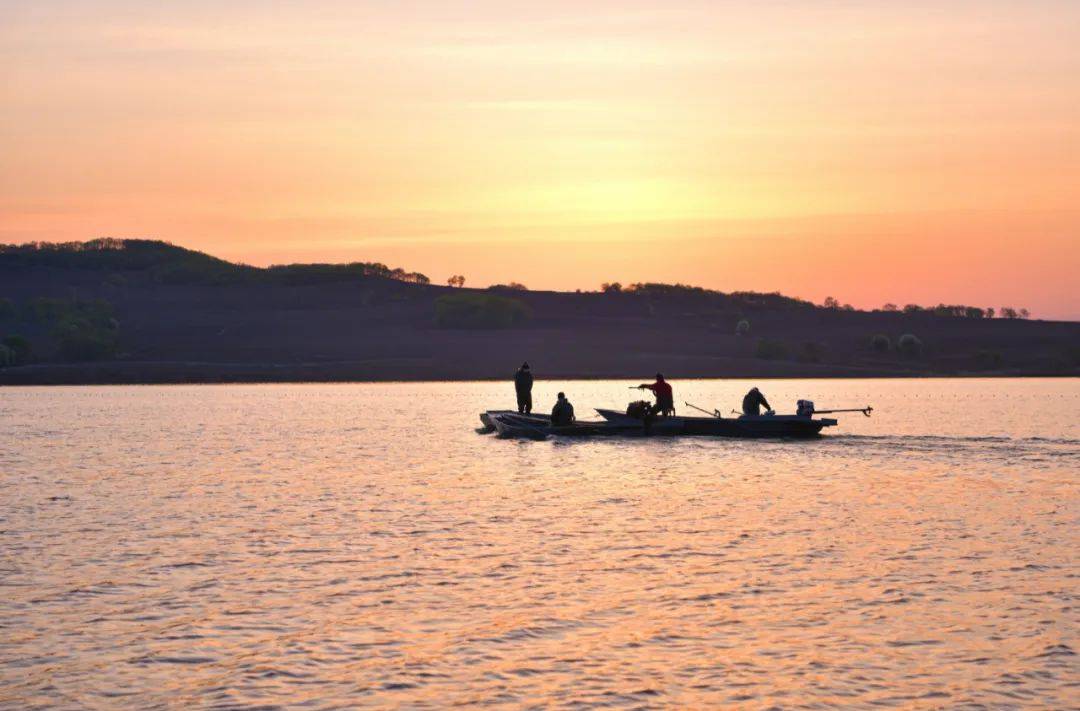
[637,373,675,417]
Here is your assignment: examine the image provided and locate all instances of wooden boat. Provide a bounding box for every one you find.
[594,408,837,438]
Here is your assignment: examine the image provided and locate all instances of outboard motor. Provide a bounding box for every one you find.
[796,399,815,417]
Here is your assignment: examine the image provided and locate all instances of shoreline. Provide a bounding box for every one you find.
[2,360,1075,386]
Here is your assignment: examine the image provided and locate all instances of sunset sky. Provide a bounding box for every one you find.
[2,1,1078,317]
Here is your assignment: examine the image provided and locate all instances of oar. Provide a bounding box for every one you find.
[813,406,874,417]
[685,401,722,418]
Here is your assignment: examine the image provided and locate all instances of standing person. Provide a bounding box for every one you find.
[741,387,772,416]
[637,372,675,417]
[514,362,533,414]
[551,392,575,426]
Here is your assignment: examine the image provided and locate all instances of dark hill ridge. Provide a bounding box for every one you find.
[0,238,431,286]
[1,239,1077,384]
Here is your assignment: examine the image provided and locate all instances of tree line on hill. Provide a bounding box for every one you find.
[597,282,1029,320]
[0,240,1035,320]
[0,239,430,286]
[852,299,1029,320]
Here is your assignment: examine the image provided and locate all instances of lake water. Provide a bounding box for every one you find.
[1,378,1077,709]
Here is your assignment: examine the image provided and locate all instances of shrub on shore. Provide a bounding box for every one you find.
[871,334,891,353]
[755,338,789,360]
[434,293,531,329]
[55,320,119,361]
[1,334,31,365]
[53,302,120,361]
[735,319,750,336]
[898,333,923,357]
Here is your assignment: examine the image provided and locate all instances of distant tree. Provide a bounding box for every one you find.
[23,297,69,323]
[897,333,923,357]
[822,296,840,309]
[54,318,118,361]
[882,303,898,312]
[1000,307,1019,319]
[986,307,995,319]
[903,304,923,314]
[447,275,466,288]
[871,334,891,353]
[755,338,790,361]
[929,304,986,319]
[488,282,528,291]
[1019,308,1030,319]
[9,298,120,362]
[735,319,750,336]
[842,303,855,311]
[601,282,622,293]
[964,306,986,319]
[1,334,31,365]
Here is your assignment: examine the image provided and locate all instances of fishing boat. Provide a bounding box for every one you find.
[480,400,871,440]
[594,408,836,438]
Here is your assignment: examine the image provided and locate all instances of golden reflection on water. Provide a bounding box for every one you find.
[0,379,1077,708]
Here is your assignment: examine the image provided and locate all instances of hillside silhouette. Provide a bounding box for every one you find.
[1,239,1076,384]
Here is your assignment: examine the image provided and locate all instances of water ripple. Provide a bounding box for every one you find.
[0,379,1076,708]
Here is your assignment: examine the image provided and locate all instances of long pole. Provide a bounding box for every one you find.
[684,402,722,418]
[813,407,874,417]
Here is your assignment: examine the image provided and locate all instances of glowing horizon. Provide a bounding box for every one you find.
[2,1,1078,317]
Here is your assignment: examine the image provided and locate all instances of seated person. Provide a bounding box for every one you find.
[741,387,772,416]
[551,392,576,426]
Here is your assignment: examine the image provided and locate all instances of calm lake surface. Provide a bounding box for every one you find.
[1,378,1077,709]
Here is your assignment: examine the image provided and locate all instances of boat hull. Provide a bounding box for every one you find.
[593,409,835,438]
[480,410,549,432]
[490,413,627,439]
[482,408,836,439]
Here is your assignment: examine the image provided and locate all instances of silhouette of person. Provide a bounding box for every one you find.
[551,391,575,426]
[742,387,772,416]
[638,373,675,417]
[514,362,533,414]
